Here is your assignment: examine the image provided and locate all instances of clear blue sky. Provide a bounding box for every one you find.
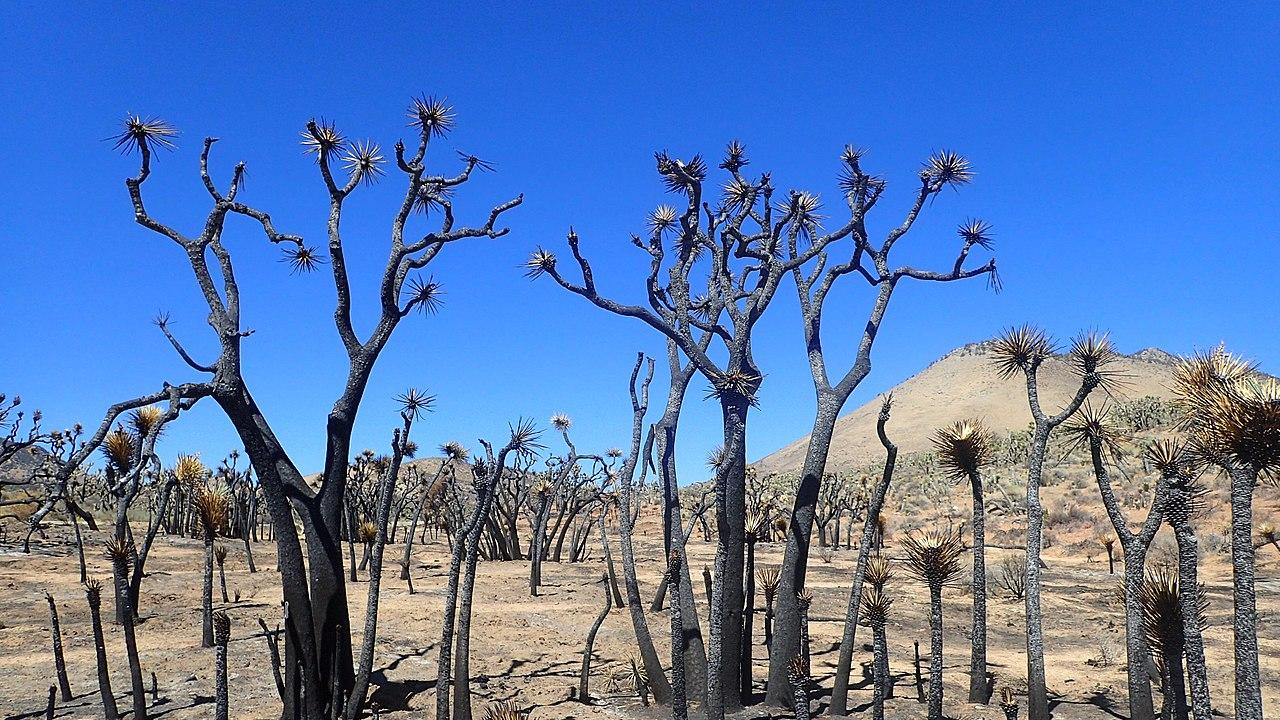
[2,4,1277,479]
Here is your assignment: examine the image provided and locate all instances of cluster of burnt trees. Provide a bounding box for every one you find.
[1,96,1275,720]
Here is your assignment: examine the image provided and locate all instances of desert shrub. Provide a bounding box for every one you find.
[1114,396,1176,432]
[997,555,1027,599]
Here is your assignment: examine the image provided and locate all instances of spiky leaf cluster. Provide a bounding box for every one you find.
[923,149,973,186]
[441,441,469,462]
[193,487,231,537]
[396,388,436,420]
[1172,348,1280,476]
[214,544,228,566]
[958,219,994,250]
[341,140,385,186]
[719,139,749,172]
[864,554,893,590]
[84,579,103,607]
[408,96,455,138]
[112,115,178,154]
[990,325,1055,379]
[524,247,557,279]
[654,152,707,195]
[174,454,208,485]
[756,564,781,601]
[301,118,345,157]
[1061,402,1126,459]
[858,585,893,628]
[129,406,164,439]
[1068,332,1125,395]
[549,413,572,432]
[481,702,526,720]
[103,427,136,472]
[103,537,134,569]
[1138,564,1207,662]
[404,276,444,314]
[931,419,994,481]
[902,529,965,590]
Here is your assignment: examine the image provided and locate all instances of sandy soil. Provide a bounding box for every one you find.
[1,513,1278,720]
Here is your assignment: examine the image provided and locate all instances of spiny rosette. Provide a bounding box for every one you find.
[404,275,444,314]
[864,554,893,590]
[396,388,436,420]
[408,95,455,138]
[113,115,178,154]
[301,118,345,157]
[524,247,557,279]
[902,528,965,588]
[859,585,893,627]
[174,453,208,486]
[281,245,326,274]
[719,139,749,172]
[958,218,994,249]
[1068,331,1125,394]
[646,204,679,235]
[441,441,469,462]
[922,149,973,186]
[549,413,572,432]
[341,139,385,186]
[103,426,136,472]
[990,325,1055,378]
[931,419,995,481]
[128,406,164,439]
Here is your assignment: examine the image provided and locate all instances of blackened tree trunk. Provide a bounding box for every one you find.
[830,398,896,715]
[1228,465,1262,720]
[1085,429,1162,720]
[1171,522,1211,720]
[708,390,751,716]
[615,358,672,704]
[871,620,888,720]
[967,470,989,703]
[348,415,413,720]
[579,574,613,702]
[767,149,996,709]
[111,556,148,720]
[926,585,945,720]
[740,531,757,701]
[46,594,72,701]
[86,582,119,720]
[202,533,215,648]
[214,612,231,720]
[669,549,689,720]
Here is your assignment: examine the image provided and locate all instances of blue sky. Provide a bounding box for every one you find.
[2,3,1277,479]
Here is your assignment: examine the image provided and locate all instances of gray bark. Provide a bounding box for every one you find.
[1228,464,1262,720]
[968,470,989,703]
[579,575,613,702]
[87,585,119,720]
[46,594,72,701]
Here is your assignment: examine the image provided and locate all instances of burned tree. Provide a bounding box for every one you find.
[989,327,1118,720]
[931,419,996,703]
[903,529,966,720]
[769,148,997,707]
[109,101,521,717]
[1065,404,1166,720]
[530,142,938,714]
[1171,348,1278,720]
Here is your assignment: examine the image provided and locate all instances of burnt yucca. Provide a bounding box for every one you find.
[1061,402,1126,459]
[480,701,526,720]
[341,140,385,186]
[174,454,208,485]
[396,388,436,420]
[903,529,965,588]
[1068,332,1126,395]
[1173,348,1280,475]
[931,419,994,481]
[128,406,164,439]
[301,118,345,157]
[865,555,893,590]
[990,325,1055,379]
[112,115,178,154]
[524,247,557,279]
[720,139,749,172]
[958,219,994,250]
[193,488,231,537]
[404,276,444,314]
[104,427,136,472]
[646,204,679,235]
[923,149,973,186]
[408,95,455,138]
[859,585,893,627]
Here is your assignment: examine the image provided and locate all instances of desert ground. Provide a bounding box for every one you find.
[3,493,1278,720]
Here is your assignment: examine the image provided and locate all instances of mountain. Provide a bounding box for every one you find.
[753,341,1181,476]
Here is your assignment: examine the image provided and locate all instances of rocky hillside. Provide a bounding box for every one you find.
[754,341,1182,475]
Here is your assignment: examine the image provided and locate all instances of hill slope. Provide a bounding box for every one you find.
[754,342,1181,475]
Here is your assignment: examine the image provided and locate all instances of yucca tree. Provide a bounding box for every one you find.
[932,418,996,703]
[106,102,521,718]
[213,611,231,720]
[348,390,427,720]
[668,548,689,720]
[859,586,893,720]
[864,555,894,699]
[1171,348,1279,720]
[45,593,72,701]
[1101,535,1117,574]
[1065,403,1164,720]
[998,687,1020,720]
[214,544,230,603]
[831,396,897,714]
[85,579,119,720]
[401,443,460,580]
[438,421,542,720]
[528,142,993,717]
[991,327,1119,720]
[105,539,147,720]
[903,528,965,720]
[578,573,614,703]
[756,565,781,649]
[613,354,673,704]
[741,513,763,700]
[193,486,230,648]
[1148,440,1212,720]
[787,656,813,720]
[767,148,998,710]
[1139,565,1208,720]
